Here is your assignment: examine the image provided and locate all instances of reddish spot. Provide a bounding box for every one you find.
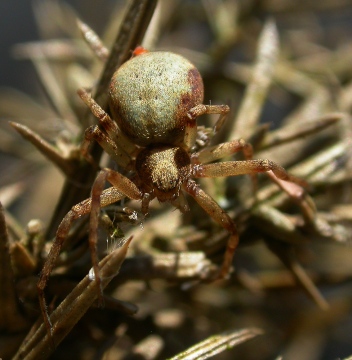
[187,68,204,103]
[176,93,194,130]
[181,94,191,106]
[180,93,193,113]
[132,46,149,57]
[175,67,204,129]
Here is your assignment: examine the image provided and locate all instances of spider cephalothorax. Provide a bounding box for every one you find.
[135,145,191,204]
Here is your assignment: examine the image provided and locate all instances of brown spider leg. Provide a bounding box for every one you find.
[37,187,126,336]
[78,88,137,155]
[100,168,142,201]
[184,104,229,150]
[192,139,257,193]
[183,180,239,278]
[88,169,141,306]
[81,125,133,169]
[188,104,230,134]
[183,117,198,151]
[193,159,307,188]
[141,193,154,216]
[88,168,142,308]
[192,139,253,165]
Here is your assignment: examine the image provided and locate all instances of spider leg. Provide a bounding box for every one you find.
[78,88,136,155]
[81,125,133,169]
[37,187,126,335]
[192,139,253,164]
[184,180,239,278]
[192,139,258,193]
[193,159,307,187]
[185,104,230,150]
[38,169,141,336]
[88,169,140,303]
[88,168,141,308]
[183,117,198,151]
[188,104,230,134]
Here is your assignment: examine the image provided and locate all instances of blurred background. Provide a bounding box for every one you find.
[1,1,352,359]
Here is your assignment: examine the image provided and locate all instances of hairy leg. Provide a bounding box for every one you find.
[81,125,133,169]
[78,88,136,155]
[37,187,126,335]
[184,179,239,278]
[192,139,253,164]
[189,104,230,133]
[184,104,230,150]
[38,168,141,336]
[193,159,307,187]
[192,139,258,193]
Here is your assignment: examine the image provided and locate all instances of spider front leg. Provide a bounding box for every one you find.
[81,125,133,169]
[87,169,141,305]
[82,167,142,293]
[78,88,136,156]
[38,169,141,335]
[193,158,307,188]
[192,139,253,165]
[184,180,239,278]
[192,139,259,193]
[185,104,230,149]
[37,187,125,334]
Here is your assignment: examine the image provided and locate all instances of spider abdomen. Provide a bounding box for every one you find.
[109,52,204,147]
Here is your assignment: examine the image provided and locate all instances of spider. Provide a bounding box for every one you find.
[37,47,305,332]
